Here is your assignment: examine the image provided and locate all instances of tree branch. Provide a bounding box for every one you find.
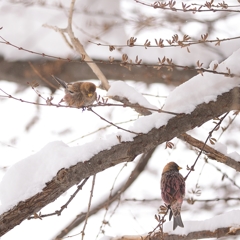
[0,86,240,236]
[179,133,240,172]
[0,58,197,91]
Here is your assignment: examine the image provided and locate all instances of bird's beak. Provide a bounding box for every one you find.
[178,166,182,170]
[88,93,93,97]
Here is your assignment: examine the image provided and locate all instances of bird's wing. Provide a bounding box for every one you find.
[161,172,185,205]
[171,173,185,201]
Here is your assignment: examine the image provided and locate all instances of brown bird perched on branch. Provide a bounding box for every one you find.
[52,75,97,108]
[161,161,185,230]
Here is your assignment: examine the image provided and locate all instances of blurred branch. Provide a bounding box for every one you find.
[0,57,196,90]
[1,86,240,236]
[66,0,110,90]
[81,175,96,240]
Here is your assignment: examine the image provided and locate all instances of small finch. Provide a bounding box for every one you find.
[160,162,185,230]
[52,75,97,108]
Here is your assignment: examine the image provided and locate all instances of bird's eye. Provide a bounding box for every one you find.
[88,93,93,97]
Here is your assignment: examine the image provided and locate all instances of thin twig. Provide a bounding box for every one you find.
[88,108,143,135]
[184,112,229,180]
[207,161,240,190]
[89,35,240,49]
[54,149,155,239]
[135,0,240,13]
[217,111,239,140]
[81,174,96,240]
[95,101,180,116]
[122,197,240,203]
[28,178,89,220]
[68,119,136,143]
[0,87,180,116]
[0,87,181,130]
[27,82,47,101]
[96,163,129,238]
[0,36,239,78]
[147,206,170,240]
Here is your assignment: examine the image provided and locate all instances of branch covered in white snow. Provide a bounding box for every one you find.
[0,84,240,236]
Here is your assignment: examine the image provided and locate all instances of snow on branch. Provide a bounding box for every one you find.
[179,133,240,172]
[0,85,240,236]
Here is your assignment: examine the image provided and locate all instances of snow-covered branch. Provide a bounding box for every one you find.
[0,85,240,236]
[179,133,240,172]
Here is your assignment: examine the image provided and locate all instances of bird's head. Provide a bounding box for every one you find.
[82,82,96,97]
[162,162,182,174]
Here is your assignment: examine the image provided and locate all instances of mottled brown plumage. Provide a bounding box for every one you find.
[161,162,185,230]
[52,76,97,108]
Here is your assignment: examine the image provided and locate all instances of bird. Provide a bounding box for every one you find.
[52,75,97,108]
[160,161,185,230]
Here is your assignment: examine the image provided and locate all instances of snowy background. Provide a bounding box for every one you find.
[0,0,240,239]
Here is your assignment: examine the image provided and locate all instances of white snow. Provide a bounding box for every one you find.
[0,137,119,214]
[214,142,228,155]
[228,152,240,162]
[107,80,158,110]
[99,236,113,240]
[214,142,240,162]
[163,48,240,114]
[131,49,240,132]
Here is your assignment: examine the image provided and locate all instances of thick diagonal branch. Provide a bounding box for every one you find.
[0,87,240,236]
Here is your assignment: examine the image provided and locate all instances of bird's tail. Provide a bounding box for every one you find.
[52,75,68,89]
[173,214,184,230]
